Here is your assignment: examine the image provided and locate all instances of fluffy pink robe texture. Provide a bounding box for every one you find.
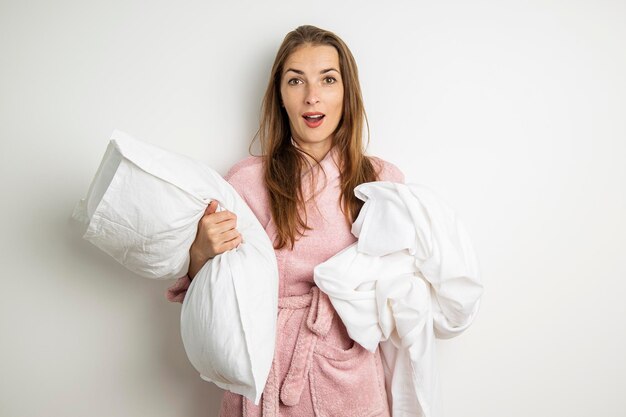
[166,145,405,417]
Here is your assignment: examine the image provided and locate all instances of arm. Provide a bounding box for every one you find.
[188,200,239,279]
[165,201,239,303]
[165,164,247,304]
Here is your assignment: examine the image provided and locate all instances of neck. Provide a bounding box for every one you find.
[291,137,333,163]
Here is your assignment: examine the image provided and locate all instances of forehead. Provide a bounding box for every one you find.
[283,44,340,73]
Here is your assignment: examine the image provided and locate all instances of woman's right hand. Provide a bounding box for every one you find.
[188,200,242,279]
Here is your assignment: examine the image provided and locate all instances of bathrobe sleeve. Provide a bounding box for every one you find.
[165,273,192,303]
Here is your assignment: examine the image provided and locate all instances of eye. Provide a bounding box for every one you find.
[324,76,337,84]
[287,78,302,86]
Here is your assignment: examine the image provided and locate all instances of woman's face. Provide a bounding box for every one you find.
[280,44,344,156]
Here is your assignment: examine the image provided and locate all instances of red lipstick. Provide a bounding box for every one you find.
[302,112,325,128]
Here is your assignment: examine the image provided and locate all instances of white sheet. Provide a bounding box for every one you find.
[314,181,484,417]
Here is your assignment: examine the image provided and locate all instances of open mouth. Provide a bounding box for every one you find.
[302,114,325,121]
[302,112,325,128]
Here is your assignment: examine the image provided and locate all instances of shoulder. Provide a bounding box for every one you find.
[368,155,405,183]
[223,155,270,225]
[224,155,264,183]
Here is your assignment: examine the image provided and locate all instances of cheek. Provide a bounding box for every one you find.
[330,89,344,116]
[280,95,295,118]
[281,91,299,114]
[285,106,300,127]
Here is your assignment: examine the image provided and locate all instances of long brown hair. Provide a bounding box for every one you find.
[250,25,383,250]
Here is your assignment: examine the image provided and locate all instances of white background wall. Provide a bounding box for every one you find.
[1,1,624,416]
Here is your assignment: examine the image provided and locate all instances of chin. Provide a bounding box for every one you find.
[304,137,331,145]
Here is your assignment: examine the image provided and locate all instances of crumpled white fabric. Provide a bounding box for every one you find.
[72,129,278,404]
[314,181,483,417]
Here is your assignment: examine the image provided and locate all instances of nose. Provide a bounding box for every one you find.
[305,84,320,105]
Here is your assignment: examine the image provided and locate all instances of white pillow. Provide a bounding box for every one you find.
[72,129,278,404]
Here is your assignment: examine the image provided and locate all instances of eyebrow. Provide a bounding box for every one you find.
[284,67,340,76]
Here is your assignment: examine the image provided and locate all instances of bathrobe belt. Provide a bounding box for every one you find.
[243,285,335,417]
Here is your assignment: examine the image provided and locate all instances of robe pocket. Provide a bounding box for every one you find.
[310,341,386,417]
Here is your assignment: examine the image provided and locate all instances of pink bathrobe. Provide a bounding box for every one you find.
[166,144,405,417]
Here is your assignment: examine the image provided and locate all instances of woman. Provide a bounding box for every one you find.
[166,25,404,416]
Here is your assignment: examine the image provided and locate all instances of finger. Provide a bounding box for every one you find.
[210,219,237,234]
[205,200,218,215]
[220,234,242,251]
[200,211,232,228]
[223,228,242,242]
[208,210,237,224]
[230,234,243,249]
